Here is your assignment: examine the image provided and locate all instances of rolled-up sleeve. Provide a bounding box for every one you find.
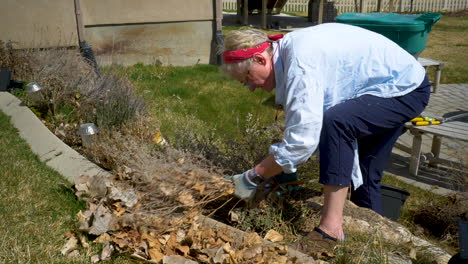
[269,74,324,173]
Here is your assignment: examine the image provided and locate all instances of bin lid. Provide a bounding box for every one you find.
[336,12,440,31]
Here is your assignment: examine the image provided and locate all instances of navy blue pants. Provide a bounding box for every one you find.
[318,76,431,215]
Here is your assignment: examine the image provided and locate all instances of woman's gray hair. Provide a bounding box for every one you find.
[220,29,273,76]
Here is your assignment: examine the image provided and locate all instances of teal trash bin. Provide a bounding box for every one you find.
[335,12,442,57]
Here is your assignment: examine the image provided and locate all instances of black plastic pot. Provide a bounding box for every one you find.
[381,184,410,221]
[0,68,11,91]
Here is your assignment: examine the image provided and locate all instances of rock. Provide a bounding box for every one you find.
[162,255,198,264]
[108,186,138,208]
[89,204,116,235]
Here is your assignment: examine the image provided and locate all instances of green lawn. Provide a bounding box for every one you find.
[0,111,135,263]
[126,63,279,141]
[421,14,468,83]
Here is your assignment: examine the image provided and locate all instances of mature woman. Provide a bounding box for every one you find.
[221,23,430,252]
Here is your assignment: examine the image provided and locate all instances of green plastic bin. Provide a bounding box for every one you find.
[336,12,442,57]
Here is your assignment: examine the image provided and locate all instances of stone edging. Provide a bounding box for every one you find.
[0,91,110,182]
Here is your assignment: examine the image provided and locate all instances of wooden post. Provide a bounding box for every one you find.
[318,0,324,24]
[389,0,395,12]
[442,0,448,11]
[262,0,267,29]
[377,0,383,12]
[243,0,248,25]
[237,0,242,23]
[359,0,366,13]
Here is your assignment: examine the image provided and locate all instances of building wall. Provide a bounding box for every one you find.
[87,21,213,66]
[80,0,213,25]
[0,0,216,66]
[0,0,78,48]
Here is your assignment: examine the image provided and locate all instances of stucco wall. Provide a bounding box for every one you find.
[0,0,216,66]
[0,0,78,48]
[80,0,214,25]
[87,21,213,66]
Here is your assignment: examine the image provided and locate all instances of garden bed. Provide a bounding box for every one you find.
[0,40,465,263]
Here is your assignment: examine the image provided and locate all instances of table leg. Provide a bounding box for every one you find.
[434,65,442,93]
[429,135,442,167]
[409,131,423,177]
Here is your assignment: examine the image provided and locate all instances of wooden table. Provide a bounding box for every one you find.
[418,57,445,93]
[405,121,468,176]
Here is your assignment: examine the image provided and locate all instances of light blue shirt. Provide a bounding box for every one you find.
[269,23,426,188]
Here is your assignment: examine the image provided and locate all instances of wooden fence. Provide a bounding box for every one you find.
[223,0,468,14]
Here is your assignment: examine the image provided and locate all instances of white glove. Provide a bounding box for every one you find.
[225,169,260,201]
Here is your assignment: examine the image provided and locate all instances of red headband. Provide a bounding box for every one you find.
[222,34,284,64]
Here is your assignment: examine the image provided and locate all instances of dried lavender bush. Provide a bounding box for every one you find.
[172,113,283,175]
[0,42,97,115]
[79,68,145,130]
[82,122,231,216]
[0,42,145,132]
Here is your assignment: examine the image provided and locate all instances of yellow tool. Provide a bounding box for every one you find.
[410,116,441,126]
[413,120,441,126]
[410,113,468,126]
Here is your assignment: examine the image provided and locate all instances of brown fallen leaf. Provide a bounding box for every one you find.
[191,183,205,194]
[148,248,164,262]
[165,232,178,255]
[241,245,262,259]
[243,232,262,247]
[142,232,163,249]
[78,234,90,248]
[94,233,112,244]
[409,247,417,259]
[176,245,190,256]
[218,231,234,243]
[113,207,126,217]
[178,191,196,206]
[100,243,114,261]
[61,236,78,256]
[200,227,215,241]
[264,229,283,242]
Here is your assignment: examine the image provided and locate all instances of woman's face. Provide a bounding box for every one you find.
[231,51,275,92]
